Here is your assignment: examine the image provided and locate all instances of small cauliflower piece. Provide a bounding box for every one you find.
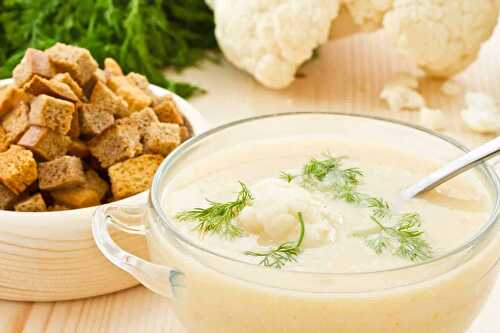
[384,0,499,77]
[343,0,393,31]
[236,178,337,248]
[212,0,340,88]
[461,92,500,134]
[380,84,425,111]
[420,107,445,131]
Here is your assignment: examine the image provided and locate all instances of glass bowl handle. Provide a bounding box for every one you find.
[92,204,184,299]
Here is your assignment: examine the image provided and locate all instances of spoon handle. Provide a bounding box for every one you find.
[401,136,500,199]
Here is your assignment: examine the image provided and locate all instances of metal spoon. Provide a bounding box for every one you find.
[401,136,500,199]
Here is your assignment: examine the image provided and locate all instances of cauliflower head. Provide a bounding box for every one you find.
[343,0,393,31]
[384,0,499,77]
[212,0,340,89]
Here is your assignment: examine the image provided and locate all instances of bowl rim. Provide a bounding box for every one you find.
[0,78,208,219]
[151,111,500,276]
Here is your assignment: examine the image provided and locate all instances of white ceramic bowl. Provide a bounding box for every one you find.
[0,79,207,301]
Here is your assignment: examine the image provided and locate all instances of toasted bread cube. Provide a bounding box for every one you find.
[180,126,190,142]
[45,43,98,85]
[153,95,184,125]
[29,94,75,135]
[104,58,123,76]
[0,145,38,194]
[85,169,109,201]
[14,193,47,212]
[90,81,128,117]
[126,72,156,100]
[144,123,180,156]
[117,107,159,136]
[48,203,71,211]
[78,103,115,137]
[24,75,79,102]
[51,73,84,100]
[67,139,89,158]
[51,186,100,208]
[68,107,80,138]
[0,128,11,152]
[13,48,54,87]
[0,86,30,117]
[38,156,85,191]
[108,75,152,112]
[0,183,17,210]
[18,126,70,160]
[109,154,163,200]
[89,123,142,168]
[2,103,29,142]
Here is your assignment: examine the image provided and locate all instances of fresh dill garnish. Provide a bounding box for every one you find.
[176,182,253,238]
[280,171,296,183]
[245,212,305,269]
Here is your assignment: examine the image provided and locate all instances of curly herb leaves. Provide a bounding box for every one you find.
[176,182,252,238]
[245,212,305,269]
[0,0,217,98]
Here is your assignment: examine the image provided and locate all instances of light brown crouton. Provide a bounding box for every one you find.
[85,169,109,201]
[126,72,156,101]
[0,128,11,152]
[117,107,159,136]
[0,183,17,210]
[48,203,71,211]
[24,75,79,102]
[51,186,100,208]
[67,107,80,138]
[153,95,184,125]
[89,123,142,168]
[104,58,123,76]
[107,75,152,112]
[13,48,54,87]
[144,122,180,156]
[29,94,75,135]
[90,80,128,117]
[18,126,70,160]
[78,103,115,137]
[180,126,190,142]
[45,43,98,85]
[0,86,30,117]
[38,156,85,191]
[14,193,47,212]
[51,73,84,100]
[0,145,38,194]
[67,139,89,158]
[2,103,29,142]
[108,154,163,200]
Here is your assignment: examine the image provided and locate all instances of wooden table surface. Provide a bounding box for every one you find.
[1,25,500,333]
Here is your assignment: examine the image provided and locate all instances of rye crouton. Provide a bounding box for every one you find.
[104,58,123,76]
[51,73,84,100]
[18,126,70,160]
[90,80,128,117]
[117,107,158,136]
[23,75,79,102]
[0,86,30,117]
[153,95,184,125]
[45,43,98,85]
[29,94,75,135]
[12,48,54,87]
[2,103,29,142]
[0,145,38,194]
[15,193,47,212]
[38,156,85,191]
[108,154,163,200]
[0,183,17,210]
[107,75,151,113]
[0,128,11,152]
[143,123,180,156]
[67,139,89,158]
[78,103,115,137]
[89,123,142,168]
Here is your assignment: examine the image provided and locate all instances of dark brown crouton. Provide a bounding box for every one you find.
[45,43,98,85]
[153,95,184,125]
[107,75,152,113]
[78,103,115,137]
[38,156,85,191]
[90,80,128,117]
[23,75,79,102]
[18,126,71,160]
[108,154,163,199]
[143,122,180,156]
[0,86,31,117]
[0,145,38,194]
[12,48,54,87]
[14,193,47,212]
[88,123,142,168]
[2,103,29,142]
[51,73,84,100]
[29,94,75,135]
[67,139,89,158]
[0,183,17,210]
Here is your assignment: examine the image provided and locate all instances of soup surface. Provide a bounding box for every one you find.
[163,136,491,273]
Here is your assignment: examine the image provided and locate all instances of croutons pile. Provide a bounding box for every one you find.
[0,43,190,212]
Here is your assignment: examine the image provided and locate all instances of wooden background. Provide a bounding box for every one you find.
[1,24,500,333]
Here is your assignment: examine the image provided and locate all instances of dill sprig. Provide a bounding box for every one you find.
[245,212,305,269]
[176,182,253,238]
[280,171,296,183]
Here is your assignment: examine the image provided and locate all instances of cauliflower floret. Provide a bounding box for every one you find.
[420,107,445,131]
[343,0,393,31]
[461,92,500,134]
[380,73,426,111]
[212,0,340,89]
[236,178,338,248]
[384,0,499,77]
